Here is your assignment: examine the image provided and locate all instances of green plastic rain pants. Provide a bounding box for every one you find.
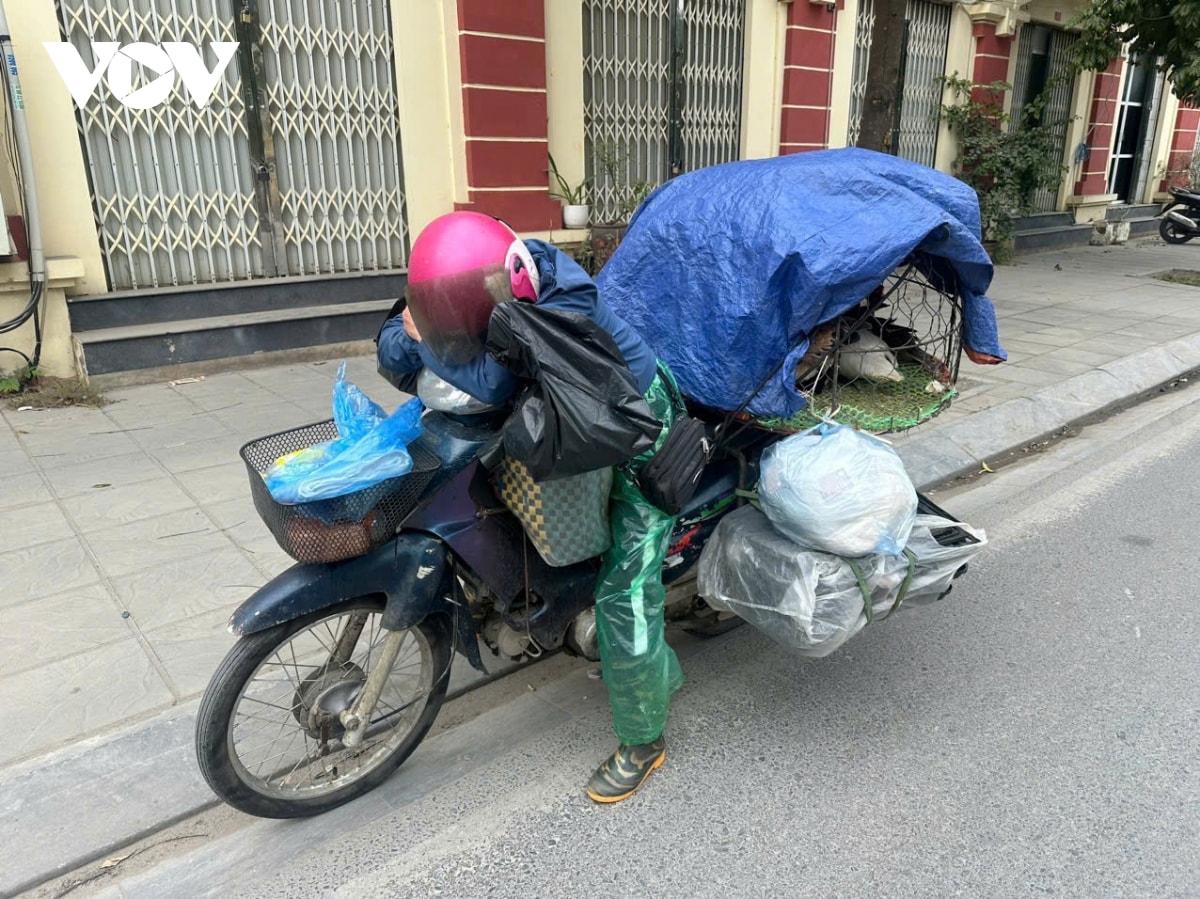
[593,362,687,746]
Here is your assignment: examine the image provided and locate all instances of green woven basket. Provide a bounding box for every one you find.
[756,361,958,435]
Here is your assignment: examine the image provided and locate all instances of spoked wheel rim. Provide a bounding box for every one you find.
[224,606,435,801]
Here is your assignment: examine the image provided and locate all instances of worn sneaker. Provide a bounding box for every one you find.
[585,738,666,804]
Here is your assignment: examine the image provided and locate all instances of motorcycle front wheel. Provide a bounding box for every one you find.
[1159,212,1196,244]
[195,599,451,819]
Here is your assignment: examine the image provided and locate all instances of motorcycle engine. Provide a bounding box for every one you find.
[480,614,534,661]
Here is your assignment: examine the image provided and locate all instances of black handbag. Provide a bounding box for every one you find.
[634,414,711,515]
[633,370,713,516]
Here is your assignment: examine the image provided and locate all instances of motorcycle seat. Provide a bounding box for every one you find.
[1173,186,1200,200]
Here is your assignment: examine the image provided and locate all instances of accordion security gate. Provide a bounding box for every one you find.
[582,0,747,225]
[56,0,408,291]
[847,0,952,168]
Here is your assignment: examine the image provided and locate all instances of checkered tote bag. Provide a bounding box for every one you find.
[492,457,614,567]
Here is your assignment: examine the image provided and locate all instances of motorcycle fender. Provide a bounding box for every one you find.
[228,534,449,637]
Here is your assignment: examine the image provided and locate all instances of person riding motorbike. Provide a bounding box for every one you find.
[376,210,684,803]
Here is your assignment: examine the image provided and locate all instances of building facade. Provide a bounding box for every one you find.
[0,0,1196,379]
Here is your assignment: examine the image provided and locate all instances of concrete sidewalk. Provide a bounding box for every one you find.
[2,237,1200,895]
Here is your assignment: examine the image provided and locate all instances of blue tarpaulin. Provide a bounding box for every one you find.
[596,148,1007,419]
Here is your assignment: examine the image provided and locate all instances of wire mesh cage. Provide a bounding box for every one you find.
[758,252,965,435]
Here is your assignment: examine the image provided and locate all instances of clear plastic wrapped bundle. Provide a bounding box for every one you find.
[758,423,917,558]
[696,505,987,657]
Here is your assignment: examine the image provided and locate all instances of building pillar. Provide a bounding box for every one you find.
[1068,57,1122,222]
[968,19,1013,102]
[1159,102,1200,193]
[779,0,839,155]
[453,0,560,233]
[740,0,788,160]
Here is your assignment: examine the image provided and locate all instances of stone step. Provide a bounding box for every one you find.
[1107,203,1161,221]
[67,272,406,333]
[1012,223,1094,254]
[77,299,396,376]
[1012,211,1075,233]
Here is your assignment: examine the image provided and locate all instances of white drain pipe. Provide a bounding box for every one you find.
[0,0,44,284]
[0,0,48,369]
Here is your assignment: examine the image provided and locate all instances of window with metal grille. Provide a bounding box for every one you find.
[582,0,747,225]
[847,0,952,168]
[55,0,408,291]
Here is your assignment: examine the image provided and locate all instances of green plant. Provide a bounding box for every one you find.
[938,74,1074,245]
[1068,0,1200,106]
[0,365,37,395]
[548,154,591,205]
[591,140,654,224]
[570,238,599,276]
[2,368,109,409]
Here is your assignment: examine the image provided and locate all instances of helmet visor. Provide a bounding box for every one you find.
[406,263,512,366]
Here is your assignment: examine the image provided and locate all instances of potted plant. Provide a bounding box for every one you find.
[549,154,591,230]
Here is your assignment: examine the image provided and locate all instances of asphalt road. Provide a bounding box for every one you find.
[92,385,1200,899]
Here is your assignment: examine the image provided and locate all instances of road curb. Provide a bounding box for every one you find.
[898,338,1200,490]
[0,704,212,899]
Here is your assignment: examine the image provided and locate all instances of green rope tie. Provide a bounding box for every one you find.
[845,547,917,625]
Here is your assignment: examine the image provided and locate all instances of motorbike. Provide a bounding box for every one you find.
[1158,185,1200,244]
[194,368,974,820]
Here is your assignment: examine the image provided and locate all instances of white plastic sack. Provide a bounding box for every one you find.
[758,423,917,557]
[697,505,987,658]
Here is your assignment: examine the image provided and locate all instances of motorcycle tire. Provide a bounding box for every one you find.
[1159,212,1196,245]
[195,599,452,819]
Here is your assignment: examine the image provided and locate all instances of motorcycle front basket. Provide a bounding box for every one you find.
[240,420,441,565]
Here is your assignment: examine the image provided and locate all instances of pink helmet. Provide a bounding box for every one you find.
[406,212,540,366]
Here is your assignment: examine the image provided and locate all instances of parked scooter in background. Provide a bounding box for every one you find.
[1158,185,1200,244]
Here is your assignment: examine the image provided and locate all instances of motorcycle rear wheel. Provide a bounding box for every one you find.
[1159,214,1196,244]
[195,599,451,819]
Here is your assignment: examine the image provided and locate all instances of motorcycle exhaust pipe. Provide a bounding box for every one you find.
[1167,210,1199,230]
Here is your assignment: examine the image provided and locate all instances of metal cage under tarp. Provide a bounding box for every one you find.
[595,148,1006,427]
[756,253,965,434]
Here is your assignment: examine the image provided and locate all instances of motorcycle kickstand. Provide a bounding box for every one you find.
[339,627,408,748]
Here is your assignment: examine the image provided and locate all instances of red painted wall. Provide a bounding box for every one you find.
[779,1,839,154]
[1160,103,1200,192]
[453,0,560,232]
[1073,58,1123,197]
[970,20,1012,108]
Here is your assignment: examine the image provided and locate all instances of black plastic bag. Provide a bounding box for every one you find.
[485,302,662,481]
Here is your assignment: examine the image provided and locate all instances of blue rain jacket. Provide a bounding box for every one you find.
[378,239,658,405]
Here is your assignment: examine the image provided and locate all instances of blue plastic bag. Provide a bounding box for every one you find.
[264,362,425,503]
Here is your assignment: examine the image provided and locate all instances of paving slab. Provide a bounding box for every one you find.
[0,636,172,767]
[108,547,266,632]
[80,508,240,580]
[0,585,130,678]
[1,538,101,609]
[62,476,199,534]
[0,501,76,553]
